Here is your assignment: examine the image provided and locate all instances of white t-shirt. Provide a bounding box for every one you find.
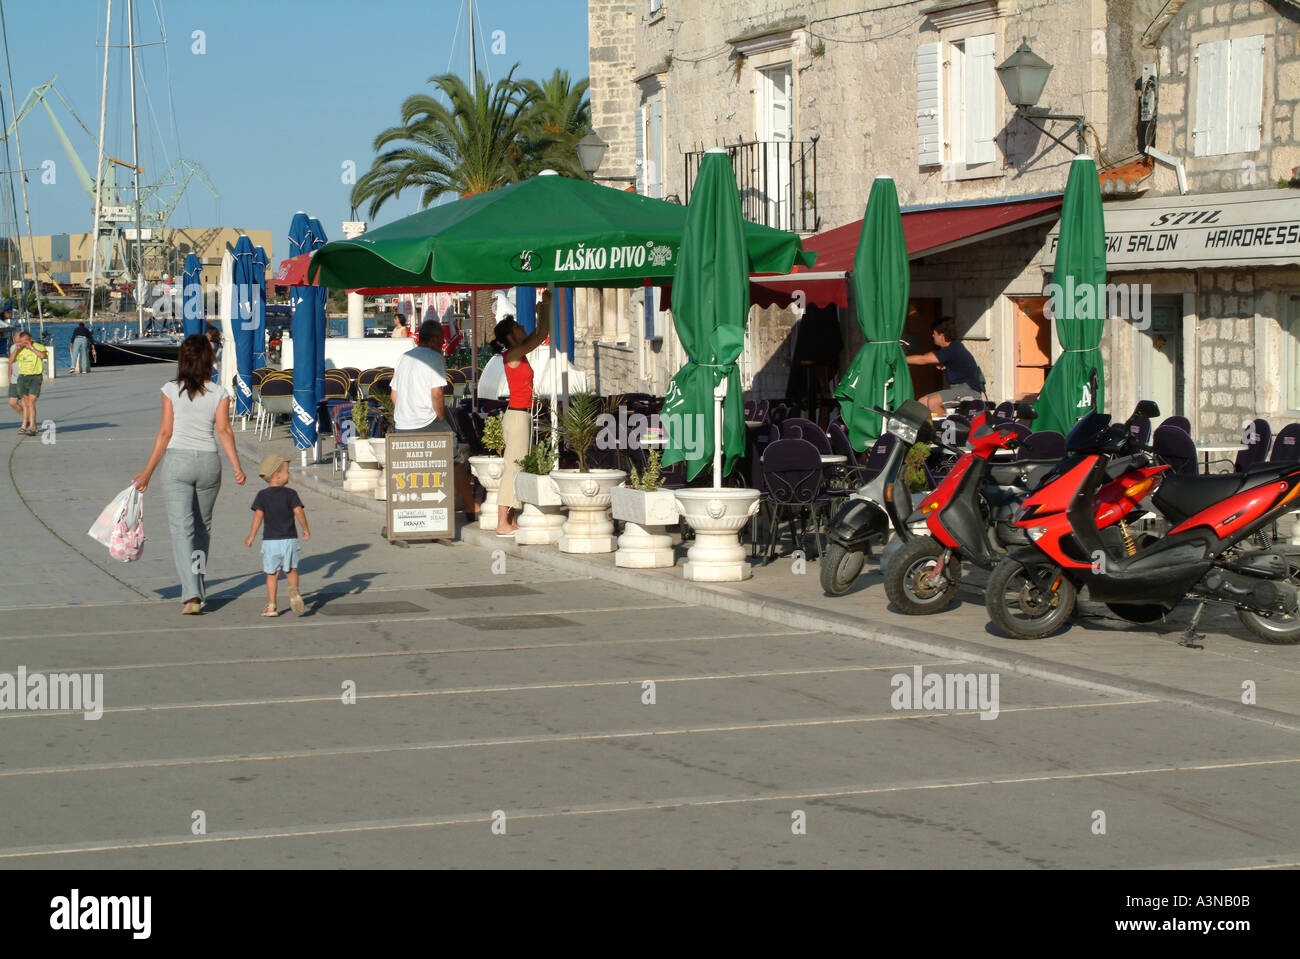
[162,380,229,452]
[392,346,448,429]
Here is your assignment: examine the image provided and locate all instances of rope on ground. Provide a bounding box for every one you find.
[7,422,150,599]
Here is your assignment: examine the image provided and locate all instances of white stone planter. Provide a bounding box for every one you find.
[611,485,679,568]
[514,471,565,546]
[343,438,382,495]
[674,488,761,582]
[372,438,388,467]
[348,437,379,465]
[468,455,506,531]
[551,468,627,554]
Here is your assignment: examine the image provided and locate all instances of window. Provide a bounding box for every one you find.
[1287,294,1300,411]
[917,33,998,172]
[649,0,663,14]
[755,64,793,226]
[1194,35,1265,156]
[635,100,663,197]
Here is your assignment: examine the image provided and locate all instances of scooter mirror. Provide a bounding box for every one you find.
[1014,401,1037,421]
[1134,400,1161,418]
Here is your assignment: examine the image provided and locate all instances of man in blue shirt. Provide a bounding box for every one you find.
[906,317,985,416]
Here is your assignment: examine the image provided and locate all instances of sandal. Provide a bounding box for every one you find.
[182,599,202,615]
[288,586,305,616]
[260,604,278,618]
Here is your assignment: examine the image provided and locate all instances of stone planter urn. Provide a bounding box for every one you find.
[343,437,382,495]
[610,485,679,568]
[550,468,627,554]
[674,488,761,582]
[514,471,565,545]
[468,455,505,531]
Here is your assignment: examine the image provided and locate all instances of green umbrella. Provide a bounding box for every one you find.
[660,150,749,484]
[833,176,914,451]
[308,171,815,290]
[1035,155,1107,433]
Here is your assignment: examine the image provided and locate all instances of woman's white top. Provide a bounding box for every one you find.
[162,380,229,452]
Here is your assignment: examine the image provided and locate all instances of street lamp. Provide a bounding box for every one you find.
[995,38,1086,154]
[577,131,608,177]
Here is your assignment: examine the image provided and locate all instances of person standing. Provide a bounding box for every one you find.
[491,289,551,536]
[12,331,47,436]
[132,334,247,614]
[391,314,408,338]
[389,319,477,522]
[69,321,96,374]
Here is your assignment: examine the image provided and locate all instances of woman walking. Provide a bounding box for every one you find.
[490,289,550,536]
[132,335,246,614]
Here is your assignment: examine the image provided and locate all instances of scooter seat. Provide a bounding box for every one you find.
[1154,472,1244,524]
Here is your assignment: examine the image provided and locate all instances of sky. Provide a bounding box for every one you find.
[1,0,590,262]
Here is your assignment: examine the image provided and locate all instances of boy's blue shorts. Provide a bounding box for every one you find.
[261,538,300,574]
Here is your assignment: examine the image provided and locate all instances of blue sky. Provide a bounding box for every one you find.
[2,0,590,261]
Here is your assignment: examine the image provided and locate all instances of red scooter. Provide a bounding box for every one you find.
[988,402,1300,644]
[882,404,1157,614]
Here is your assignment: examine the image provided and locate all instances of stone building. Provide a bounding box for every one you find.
[582,0,1300,443]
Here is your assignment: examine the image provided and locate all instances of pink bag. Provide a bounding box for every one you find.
[107,487,145,562]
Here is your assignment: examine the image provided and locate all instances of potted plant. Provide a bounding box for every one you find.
[550,393,627,554]
[610,448,678,568]
[342,401,382,495]
[468,412,506,530]
[513,432,565,545]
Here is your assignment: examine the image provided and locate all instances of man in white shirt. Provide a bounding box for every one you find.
[389,320,476,521]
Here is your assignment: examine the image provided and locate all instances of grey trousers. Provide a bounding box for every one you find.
[161,450,222,603]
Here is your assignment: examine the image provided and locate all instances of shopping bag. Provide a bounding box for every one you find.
[89,485,135,547]
[107,488,145,562]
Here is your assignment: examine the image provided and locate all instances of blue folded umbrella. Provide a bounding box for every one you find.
[288,212,317,451]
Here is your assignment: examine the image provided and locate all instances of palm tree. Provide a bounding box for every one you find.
[518,69,591,178]
[351,65,582,218]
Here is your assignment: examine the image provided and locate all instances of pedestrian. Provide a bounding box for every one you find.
[131,334,247,615]
[490,289,551,536]
[6,323,22,424]
[206,324,222,382]
[906,316,986,416]
[69,320,96,374]
[11,330,47,436]
[389,319,478,522]
[391,313,408,338]
[245,453,310,617]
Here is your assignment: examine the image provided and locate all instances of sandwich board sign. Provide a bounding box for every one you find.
[385,432,455,541]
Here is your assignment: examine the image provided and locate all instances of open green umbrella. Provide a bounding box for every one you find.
[1035,155,1107,433]
[660,150,748,484]
[833,176,913,451]
[308,171,815,290]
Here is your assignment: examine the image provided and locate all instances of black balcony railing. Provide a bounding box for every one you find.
[683,138,819,234]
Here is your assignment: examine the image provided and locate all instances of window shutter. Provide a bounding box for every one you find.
[917,42,944,166]
[1228,35,1265,154]
[1193,40,1229,157]
[964,34,997,165]
[635,105,647,194]
[648,99,664,198]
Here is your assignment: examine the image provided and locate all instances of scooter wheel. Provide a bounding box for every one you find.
[820,542,866,596]
[884,536,961,614]
[987,557,1076,639]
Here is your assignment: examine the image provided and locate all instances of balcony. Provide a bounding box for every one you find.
[683,138,819,234]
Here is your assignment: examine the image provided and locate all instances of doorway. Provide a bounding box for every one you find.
[1136,295,1183,425]
[1010,296,1051,401]
[755,64,793,230]
[904,298,944,397]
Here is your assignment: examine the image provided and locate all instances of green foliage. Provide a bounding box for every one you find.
[481,412,506,455]
[904,441,932,492]
[517,432,558,475]
[627,447,664,492]
[557,392,605,472]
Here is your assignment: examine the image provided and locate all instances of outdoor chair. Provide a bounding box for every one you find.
[1153,423,1198,475]
[257,376,295,441]
[769,404,789,427]
[1270,423,1300,463]
[1230,418,1272,472]
[1016,430,1066,463]
[993,401,1014,422]
[782,423,803,440]
[746,423,781,555]
[1163,415,1192,434]
[754,399,770,422]
[327,401,355,476]
[783,418,830,454]
[859,432,898,483]
[760,439,830,564]
[744,400,756,419]
[1128,416,1151,447]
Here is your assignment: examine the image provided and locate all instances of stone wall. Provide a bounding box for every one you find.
[589,0,640,181]
[1195,268,1260,441]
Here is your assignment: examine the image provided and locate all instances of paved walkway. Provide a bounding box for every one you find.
[0,365,1295,868]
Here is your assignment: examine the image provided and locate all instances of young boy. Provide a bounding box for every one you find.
[245,453,310,617]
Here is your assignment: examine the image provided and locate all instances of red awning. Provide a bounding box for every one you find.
[274,253,499,294]
[272,253,313,287]
[740,195,1064,309]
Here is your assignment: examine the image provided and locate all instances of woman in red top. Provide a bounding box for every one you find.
[491,289,551,535]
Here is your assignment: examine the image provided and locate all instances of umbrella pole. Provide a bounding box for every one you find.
[713,377,726,489]
[548,282,558,436]
[469,292,477,413]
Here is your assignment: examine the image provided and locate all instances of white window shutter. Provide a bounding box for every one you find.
[648,99,664,197]
[917,42,943,166]
[635,105,646,194]
[964,34,997,165]
[1194,40,1229,157]
[1228,35,1265,154]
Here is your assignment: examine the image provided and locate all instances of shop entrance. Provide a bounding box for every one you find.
[1136,295,1183,425]
[1010,296,1051,401]
[904,298,944,397]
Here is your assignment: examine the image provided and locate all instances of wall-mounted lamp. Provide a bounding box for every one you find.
[995,38,1086,154]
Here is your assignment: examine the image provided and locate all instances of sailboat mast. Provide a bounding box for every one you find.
[467,0,476,86]
[87,0,112,330]
[127,0,143,336]
[0,0,45,334]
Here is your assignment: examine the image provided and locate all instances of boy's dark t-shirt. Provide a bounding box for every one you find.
[933,342,983,391]
[252,486,303,540]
